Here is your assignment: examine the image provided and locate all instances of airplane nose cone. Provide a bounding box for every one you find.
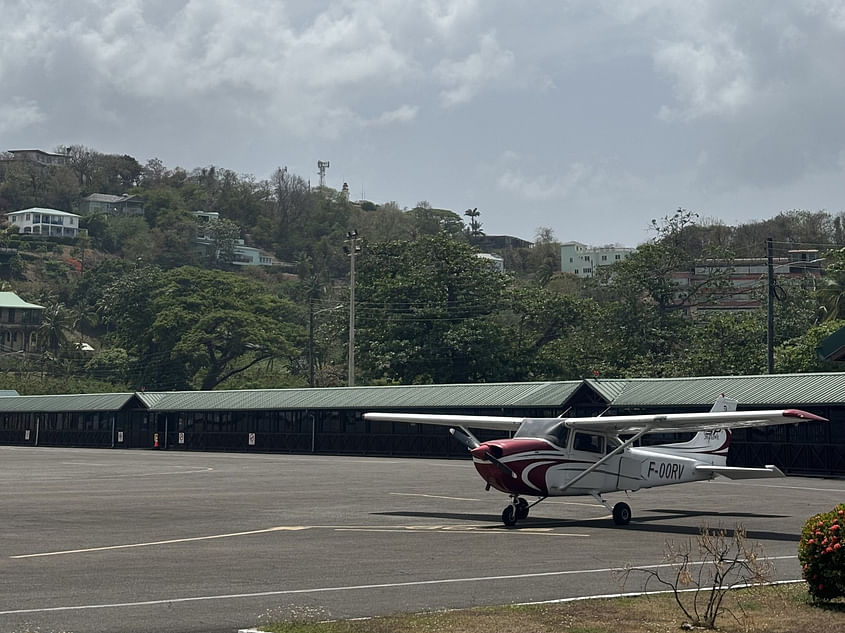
[471,443,502,460]
[470,446,487,460]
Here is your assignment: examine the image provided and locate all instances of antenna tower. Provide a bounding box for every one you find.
[317,160,330,187]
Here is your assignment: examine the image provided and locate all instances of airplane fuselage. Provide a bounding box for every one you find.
[471,438,711,497]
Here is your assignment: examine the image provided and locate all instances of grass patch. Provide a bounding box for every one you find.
[259,583,845,633]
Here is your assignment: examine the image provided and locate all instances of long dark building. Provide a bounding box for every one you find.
[0,373,842,476]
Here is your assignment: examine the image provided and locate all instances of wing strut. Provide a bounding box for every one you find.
[554,427,650,493]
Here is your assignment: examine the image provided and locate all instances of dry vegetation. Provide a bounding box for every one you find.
[261,583,845,633]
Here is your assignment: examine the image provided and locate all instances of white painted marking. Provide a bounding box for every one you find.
[390,492,479,501]
[10,526,307,559]
[0,467,215,483]
[517,578,806,607]
[335,527,590,537]
[0,556,799,616]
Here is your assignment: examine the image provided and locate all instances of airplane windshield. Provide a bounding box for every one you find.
[514,419,569,447]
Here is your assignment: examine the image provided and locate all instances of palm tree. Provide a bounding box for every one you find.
[818,277,845,322]
[817,248,845,322]
[37,301,75,358]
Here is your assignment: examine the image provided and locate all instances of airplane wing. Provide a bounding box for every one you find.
[563,409,827,434]
[362,412,524,432]
[364,408,826,435]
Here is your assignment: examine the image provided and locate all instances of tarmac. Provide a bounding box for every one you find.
[1,446,841,633]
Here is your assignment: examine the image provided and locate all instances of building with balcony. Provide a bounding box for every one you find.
[0,149,70,167]
[560,241,635,277]
[0,292,43,353]
[80,194,144,216]
[5,208,81,238]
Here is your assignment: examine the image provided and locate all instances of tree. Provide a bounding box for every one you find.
[663,312,766,377]
[204,217,241,266]
[497,285,591,380]
[407,205,464,238]
[817,247,845,322]
[356,234,509,383]
[775,320,845,373]
[98,266,304,390]
[269,166,312,255]
[464,207,483,238]
[37,301,75,358]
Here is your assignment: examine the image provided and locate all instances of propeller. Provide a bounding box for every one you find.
[449,426,480,449]
[481,450,518,479]
[450,427,518,479]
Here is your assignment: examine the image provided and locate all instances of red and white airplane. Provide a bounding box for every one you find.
[364,397,827,527]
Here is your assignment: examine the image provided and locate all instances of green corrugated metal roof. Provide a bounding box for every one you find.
[0,393,137,412]
[0,292,44,310]
[1,373,843,415]
[610,373,845,407]
[137,381,582,412]
[583,379,629,402]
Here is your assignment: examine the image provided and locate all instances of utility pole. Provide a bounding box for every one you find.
[308,294,316,388]
[344,231,361,386]
[767,237,775,374]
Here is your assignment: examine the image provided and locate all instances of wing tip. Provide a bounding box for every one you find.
[783,409,828,423]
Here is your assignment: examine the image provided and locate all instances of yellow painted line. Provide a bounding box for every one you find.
[10,526,307,559]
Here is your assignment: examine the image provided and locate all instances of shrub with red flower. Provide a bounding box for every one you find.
[799,503,845,601]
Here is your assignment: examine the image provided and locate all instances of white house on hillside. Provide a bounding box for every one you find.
[6,207,81,238]
[193,211,274,266]
[560,241,635,277]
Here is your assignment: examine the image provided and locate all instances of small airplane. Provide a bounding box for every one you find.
[364,397,827,527]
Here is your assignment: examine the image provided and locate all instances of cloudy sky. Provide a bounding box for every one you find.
[2,0,844,245]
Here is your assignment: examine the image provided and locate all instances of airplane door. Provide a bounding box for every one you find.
[617,456,642,491]
[565,431,617,491]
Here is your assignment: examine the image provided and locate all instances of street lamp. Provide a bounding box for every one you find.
[343,231,361,387]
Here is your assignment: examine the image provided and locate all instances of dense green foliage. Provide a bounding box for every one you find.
[799,504,845,601]
[0,146,843,393]
[97,266,305,390]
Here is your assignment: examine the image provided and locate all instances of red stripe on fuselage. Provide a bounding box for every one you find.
[472,438,570,495]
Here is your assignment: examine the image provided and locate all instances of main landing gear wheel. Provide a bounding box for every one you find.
[516,497,529,520]
[612,502,632,526]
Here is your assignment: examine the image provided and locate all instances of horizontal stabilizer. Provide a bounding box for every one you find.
[696,464,785,480]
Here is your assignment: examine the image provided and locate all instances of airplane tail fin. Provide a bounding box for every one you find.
[649,396,737,465]
[710,395,738,413]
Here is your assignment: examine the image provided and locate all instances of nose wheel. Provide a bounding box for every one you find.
[501,496,531,526]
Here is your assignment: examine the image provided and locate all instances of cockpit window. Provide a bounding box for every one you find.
[514,419,569,447]
[573,432,605,454]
